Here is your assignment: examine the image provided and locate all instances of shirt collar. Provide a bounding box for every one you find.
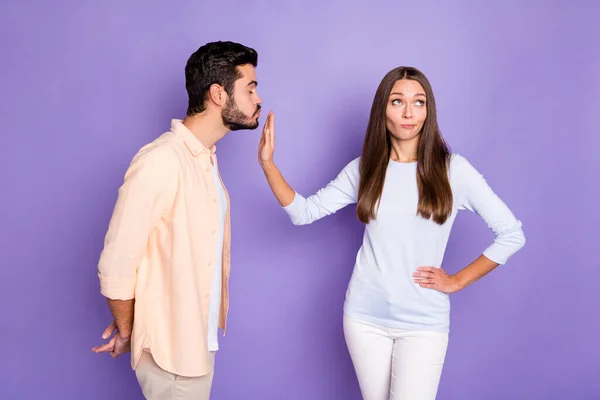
[170,119,217,157]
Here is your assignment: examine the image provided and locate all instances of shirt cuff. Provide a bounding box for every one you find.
[98,272,136,300]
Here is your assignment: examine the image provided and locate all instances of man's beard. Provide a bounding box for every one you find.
[221,97,260,131]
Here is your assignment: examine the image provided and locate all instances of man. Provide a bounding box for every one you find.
[92,41,262,399]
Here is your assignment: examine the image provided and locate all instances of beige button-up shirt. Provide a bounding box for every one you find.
[98,119,230,377]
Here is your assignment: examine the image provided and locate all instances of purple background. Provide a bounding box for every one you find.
[1,1,599,399]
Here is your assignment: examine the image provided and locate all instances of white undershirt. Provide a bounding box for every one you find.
[207,157,227,351]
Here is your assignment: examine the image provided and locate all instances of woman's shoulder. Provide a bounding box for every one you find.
[449,152,477,173]
[449,152,484,183]
[339,156,361,175]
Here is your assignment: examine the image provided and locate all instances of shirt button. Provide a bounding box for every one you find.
[206,167,211,172]
[208,261,213,266]
[205,294,209,299]
[211,229,216,234]
[212,198,217,203]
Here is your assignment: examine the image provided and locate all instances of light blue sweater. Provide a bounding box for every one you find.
[283,154,525,332]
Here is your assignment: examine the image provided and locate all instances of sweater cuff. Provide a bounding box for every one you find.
[282,192,303,216]
[482,246,510,265]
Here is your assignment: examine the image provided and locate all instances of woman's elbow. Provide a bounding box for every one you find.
[508,229,526,253]
[516,230,526,250]
[290,217,311,226]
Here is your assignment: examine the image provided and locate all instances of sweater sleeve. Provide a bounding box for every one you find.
[283,158,360,225]
[452,155,526,264]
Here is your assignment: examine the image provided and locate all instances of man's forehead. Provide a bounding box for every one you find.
[236,64,257,83]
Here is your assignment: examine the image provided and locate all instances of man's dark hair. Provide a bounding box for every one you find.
[185,41,258,116]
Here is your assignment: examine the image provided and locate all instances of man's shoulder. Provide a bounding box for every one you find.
[132,131,185,168]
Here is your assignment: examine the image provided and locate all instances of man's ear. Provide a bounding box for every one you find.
[208,84,226,107]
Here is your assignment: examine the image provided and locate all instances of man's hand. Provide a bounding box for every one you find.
[92,320,131,358]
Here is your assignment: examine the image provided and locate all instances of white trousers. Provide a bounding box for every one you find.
[343,315,449,400]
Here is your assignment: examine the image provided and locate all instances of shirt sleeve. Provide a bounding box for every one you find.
[283,158,360,225]
[453,155,526,265]
[97,146,178,300]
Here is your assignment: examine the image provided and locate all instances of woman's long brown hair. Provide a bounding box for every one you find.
[357,67,453,225]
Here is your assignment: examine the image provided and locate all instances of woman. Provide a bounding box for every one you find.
[258,66,525,400]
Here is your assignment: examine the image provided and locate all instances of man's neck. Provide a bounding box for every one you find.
[182,112,229,150]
